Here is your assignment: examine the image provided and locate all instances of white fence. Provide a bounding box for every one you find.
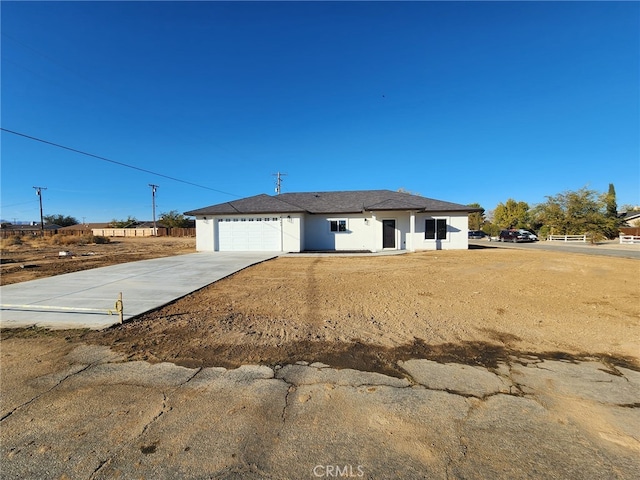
[547,234,589,243]
[619,235,640,244]
[92,228,157,237]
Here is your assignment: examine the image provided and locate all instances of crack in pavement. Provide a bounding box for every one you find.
[89,390,170,479]
[89,366,204,479]
[0,362,94,422]
[280,384,295,429]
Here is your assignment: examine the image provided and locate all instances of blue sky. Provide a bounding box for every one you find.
[1,1,638,223]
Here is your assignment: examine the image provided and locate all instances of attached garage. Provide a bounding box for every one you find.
[217,217,281,251]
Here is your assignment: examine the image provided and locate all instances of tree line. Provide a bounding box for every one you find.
[469,184,626,241]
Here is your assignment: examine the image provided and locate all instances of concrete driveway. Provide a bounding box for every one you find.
[0,252,278,330]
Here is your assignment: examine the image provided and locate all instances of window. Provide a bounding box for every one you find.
[425,219,447,240]
[330,220,347,232]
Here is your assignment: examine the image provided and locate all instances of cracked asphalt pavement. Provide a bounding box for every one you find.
[1,339,638,479]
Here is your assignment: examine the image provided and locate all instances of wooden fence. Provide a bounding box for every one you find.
[1,228,195,239]
[620,227,640,236]
[0,229,61,238]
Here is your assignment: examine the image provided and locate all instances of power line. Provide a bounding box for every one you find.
[0,200,39,209]
[1,128,240,198]
[3,32,260,176]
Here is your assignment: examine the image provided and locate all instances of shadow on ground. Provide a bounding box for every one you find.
[3,328,637,379]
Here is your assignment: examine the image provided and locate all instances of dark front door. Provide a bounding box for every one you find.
[382,220,396,249]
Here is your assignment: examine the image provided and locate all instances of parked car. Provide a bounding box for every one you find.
[468,230,486,239]
[518,229,538,241]
[499,229,532,242]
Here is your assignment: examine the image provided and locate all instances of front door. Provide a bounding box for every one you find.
[382,220,396,249]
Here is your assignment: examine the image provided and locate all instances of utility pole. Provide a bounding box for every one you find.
[148,184,159,236]
[272,172,287,195]
[33,186,47,236]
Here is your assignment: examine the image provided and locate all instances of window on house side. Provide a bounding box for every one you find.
[330,220,347,232]
[425,219,447,240]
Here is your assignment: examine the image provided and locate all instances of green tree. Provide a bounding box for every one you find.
[109,216,137,228]
[159,210,191,228]
[603,183,622,239]
[467,203,486,230]
[534,187,617,240]
[43,214,79,227]
[492,199,530,229]
[605,183,618,218]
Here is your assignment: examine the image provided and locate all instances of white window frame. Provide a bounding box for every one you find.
[424,217,449,241]
[329,219,348,233]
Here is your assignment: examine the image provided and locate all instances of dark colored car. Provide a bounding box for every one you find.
[499,229,532,242]
[468,230,486,239]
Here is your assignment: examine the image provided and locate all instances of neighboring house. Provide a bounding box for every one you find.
[0,223,62,235]
[59,223,111,232]
[621,210,640,227]
[185,190,481,253]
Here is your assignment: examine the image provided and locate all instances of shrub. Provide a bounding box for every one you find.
[46,234,110,246]
[4,235,23,246]
[50,235,81,246]
[91,235,110,244]
[538,225,550,240]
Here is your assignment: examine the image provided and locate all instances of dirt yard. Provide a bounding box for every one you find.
[0,236,195,285]
[1,237,638,376]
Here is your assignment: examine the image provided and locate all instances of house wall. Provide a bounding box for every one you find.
[194,218,215,251]
[304,213,377,251]
[303,211,468,252]
[281,214,303,252]
[371,211,410,251]
[409,212,469,251]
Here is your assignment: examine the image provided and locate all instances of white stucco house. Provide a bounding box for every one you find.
[184,190,480,253]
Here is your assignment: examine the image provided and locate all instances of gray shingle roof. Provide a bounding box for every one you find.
[185,190,479,216]
[184,194,306,216]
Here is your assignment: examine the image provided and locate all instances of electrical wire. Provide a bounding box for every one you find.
[0,200,39,209]
[2,31,259,174]
[0,128,241,198]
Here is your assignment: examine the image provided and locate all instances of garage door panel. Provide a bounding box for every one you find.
[217,218,281,251]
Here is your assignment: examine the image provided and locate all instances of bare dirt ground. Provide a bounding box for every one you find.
[0,236,195,285]
[2,236,638,377]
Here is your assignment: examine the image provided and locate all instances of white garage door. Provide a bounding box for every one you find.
[217,217,281,251]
